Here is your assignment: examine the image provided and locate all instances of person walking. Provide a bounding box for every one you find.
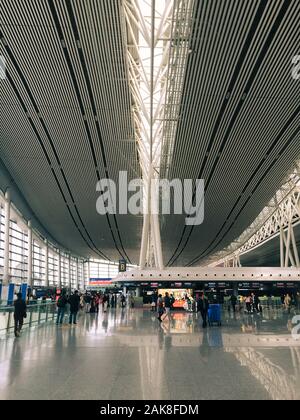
[162,292,171,321]
[121,293,126,308]
[56,291,68,325]
[197,293,209,328]
[252,293,261,313]
[14,293,27,337]
[157,294,164,322]
[84,293,92,313]
[68,290,80,325]
[230,294,237,313]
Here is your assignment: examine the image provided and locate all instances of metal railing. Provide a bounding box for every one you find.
[0,302,57,335]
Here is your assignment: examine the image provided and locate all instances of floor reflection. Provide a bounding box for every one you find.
[0,307,299,400]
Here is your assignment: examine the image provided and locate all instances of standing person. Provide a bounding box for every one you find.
[245,295,252,313]
[252,293,260,313]
[170,293,175,311]
[56,291,68,325]
[284,293,292,314]
[230,294,237,313]
[103,293,109,313]
[296,292,300,312]
[121,293,126,308]
[14,293,27,338]
[95,293,100,313]
[162,292,171,321]
[157,294,164,322]
[130,294,135,308]
[111,294,115,309]
[79,294,85,310]
[68,290,80,325]
[196,293,209,328]
[84,293,92,313]
[151,292,156,312]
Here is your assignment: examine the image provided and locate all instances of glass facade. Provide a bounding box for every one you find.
[0,190,135,290]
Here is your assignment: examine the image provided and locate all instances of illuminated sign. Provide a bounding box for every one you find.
[89,278,113,286]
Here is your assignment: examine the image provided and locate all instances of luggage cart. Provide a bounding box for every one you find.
[208,304,222,326]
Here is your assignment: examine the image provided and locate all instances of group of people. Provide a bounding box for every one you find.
[156,291,210,328]
[227,293,261,314]
[81,292,135,313]
[56,290,136,326]
[151,292,175,313]
[56,290,81,325]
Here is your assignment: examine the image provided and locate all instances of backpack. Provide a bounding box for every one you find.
[57,296,64,308]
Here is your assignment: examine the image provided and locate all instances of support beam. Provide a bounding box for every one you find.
[27,220,33,287]
[291,226,300,267]
[68,255,71,289]
[76,258,80,290]
[57,250,61,289]
[280,227,284,268]
[124,0,194,269]
[115,267,300,282]
[44,239,49,287]
[3,189,10,285]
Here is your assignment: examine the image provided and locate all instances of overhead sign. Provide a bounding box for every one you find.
[119,259,127,272]
[89,278,113,286]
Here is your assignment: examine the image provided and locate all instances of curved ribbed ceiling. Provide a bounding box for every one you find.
[162,0,300,266]
[0,0,300,267]
[0,0,141,262]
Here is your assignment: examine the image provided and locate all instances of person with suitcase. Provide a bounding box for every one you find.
[197,293,209,328]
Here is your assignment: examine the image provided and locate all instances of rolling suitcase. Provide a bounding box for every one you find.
[208,304,221,326]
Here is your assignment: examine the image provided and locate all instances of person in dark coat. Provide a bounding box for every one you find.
[14,292,27,337]
[56,291,68,325]
[230,294,237,313]
[197,293,209,328]
[68,291,80,324]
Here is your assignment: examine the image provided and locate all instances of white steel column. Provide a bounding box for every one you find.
[76,258,80,290]
[280,226,284,268]
[68,255,71,289]
[27,220,33,287]
[44,239,49,287]
[3,189,11,285]
[87,259,90,289]
[123,0,194,269]
[57,249,61,288]
[291,225,300,267]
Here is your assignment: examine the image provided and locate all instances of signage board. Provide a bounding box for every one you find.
[119,259,127,272]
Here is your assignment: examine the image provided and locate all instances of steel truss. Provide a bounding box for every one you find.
[205,162,300,268]
[122,0,194,269]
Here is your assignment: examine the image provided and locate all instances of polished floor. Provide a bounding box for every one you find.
[0,307,300,400]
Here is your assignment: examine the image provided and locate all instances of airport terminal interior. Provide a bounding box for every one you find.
[1,0,300,401]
